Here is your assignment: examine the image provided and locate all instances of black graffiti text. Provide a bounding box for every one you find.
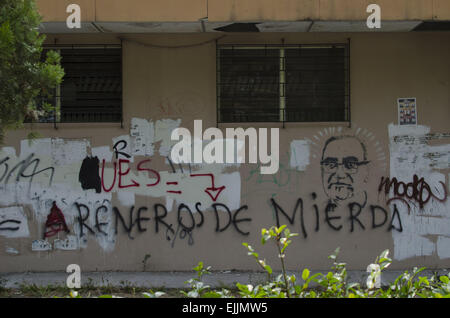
[270,196,402,236]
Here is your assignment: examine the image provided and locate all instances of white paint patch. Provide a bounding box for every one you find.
[130,117,155,157]
[290,140,310,171]
[51,138,90,166]
[20,138,52,159]
[154,169,242,213]
[92,146,113,163]
[5,247,19,255]
[1,147,16,157]
[0,206,29,238]
[437,236,450,259]
[425,144,450,170]
[391,233,435,260]
[32,240,52,251]
[117,191,135,206]
[389,123,450,260]
[214,171,241,211]
[90,199,116,252]
[155,118,181,156]
[165,196,175,212]
[54,235,79,250]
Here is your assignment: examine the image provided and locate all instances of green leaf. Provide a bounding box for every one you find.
[236,283,248,292]
[187,290,199,298]
[201,292,222,298]
[302,269,310,281]
[440,276,449,284]
[329,247,340,260]
[26,131,41,142]
[380,249,390,259]
[277,225,287,234]
[308,273,323,284]
[261,234,270,244]
[142,291,166,298]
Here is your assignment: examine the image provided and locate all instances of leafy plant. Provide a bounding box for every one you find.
[13,225,450,299]
[180,261,214,298]
[431,274,450,298]
[243,225,298,298]
[0,0,64,143]
[142,290,166,298]
[311,247,355,298]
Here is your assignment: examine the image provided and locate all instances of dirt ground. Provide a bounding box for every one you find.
[0,286,184,298]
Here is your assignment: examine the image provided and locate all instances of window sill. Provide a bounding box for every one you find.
[217,121,351,129]
[22,122,123,130]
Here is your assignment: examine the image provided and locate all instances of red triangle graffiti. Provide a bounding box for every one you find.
[44,201,69,238]
[205,186,226,202]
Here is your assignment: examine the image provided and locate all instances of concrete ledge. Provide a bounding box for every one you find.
[36,0,450,23]
[1,269,448,289]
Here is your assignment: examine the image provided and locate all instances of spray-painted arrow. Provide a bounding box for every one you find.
[190,173,226,202]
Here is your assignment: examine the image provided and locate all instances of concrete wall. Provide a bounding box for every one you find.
[0,32,449,272]
[36,0,450,22]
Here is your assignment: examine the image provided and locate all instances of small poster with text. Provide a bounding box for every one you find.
[397,97,417,125]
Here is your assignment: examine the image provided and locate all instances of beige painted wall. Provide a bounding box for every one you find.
[36,0,450,22]
[0,32,449,272]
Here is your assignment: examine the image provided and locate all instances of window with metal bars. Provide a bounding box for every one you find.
[217,44,350,123]
[31,45,122,124]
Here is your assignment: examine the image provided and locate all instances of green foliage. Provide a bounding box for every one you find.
[69,290,81,298]
[0,0,64,143]
[180,261,216,298]
[311,247,352,298]
[177,225,450,299]
[142,290,166,298]
[247,225,298,297]
[16,226,450,299]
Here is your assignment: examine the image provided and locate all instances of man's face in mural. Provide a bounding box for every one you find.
[321,136,369,204]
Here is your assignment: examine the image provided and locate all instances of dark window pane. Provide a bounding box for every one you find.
[30,47,122,123]
[59,48,122,123]
[217,45,349,123]
[285,47,348,122]
[218,48,280,122]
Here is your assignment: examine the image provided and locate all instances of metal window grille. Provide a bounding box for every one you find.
[31,45,122,124]
[217,43,350,124]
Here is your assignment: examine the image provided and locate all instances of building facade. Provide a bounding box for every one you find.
[0,0,449,273]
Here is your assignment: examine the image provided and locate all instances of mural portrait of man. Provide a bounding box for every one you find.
[320,136,370,206]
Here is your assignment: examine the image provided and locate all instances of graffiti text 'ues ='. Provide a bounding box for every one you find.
[171,120,280,174]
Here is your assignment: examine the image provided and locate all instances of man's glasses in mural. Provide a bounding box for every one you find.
[321,157,370,174]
